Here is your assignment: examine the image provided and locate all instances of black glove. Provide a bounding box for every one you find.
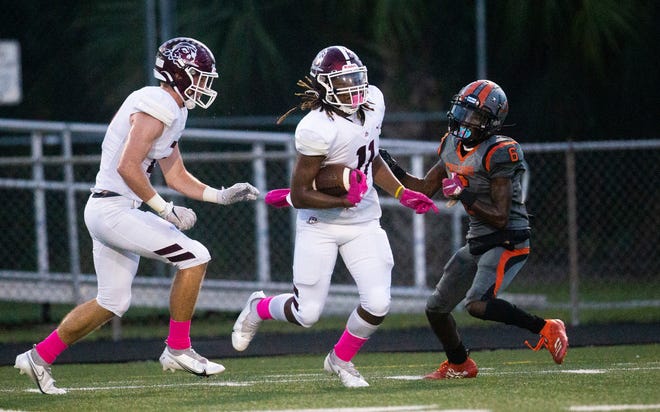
[379,148,408,180]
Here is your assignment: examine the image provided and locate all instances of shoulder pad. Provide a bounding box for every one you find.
[367,85,384,107]
[295,120,333,156]
[483,136,524,172]
[136,95,176,127]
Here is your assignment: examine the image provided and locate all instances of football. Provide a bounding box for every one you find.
[312,164,355,196]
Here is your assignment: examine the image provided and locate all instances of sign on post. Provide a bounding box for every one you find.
[0,40,22,105]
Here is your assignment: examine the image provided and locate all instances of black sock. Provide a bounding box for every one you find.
[482,298,546,333]
[445,342,468,364]
[425,310,468,364]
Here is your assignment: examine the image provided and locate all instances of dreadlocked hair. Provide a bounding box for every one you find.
[276,76,373,125]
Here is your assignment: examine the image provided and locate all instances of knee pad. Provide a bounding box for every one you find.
[174,240,211,270]
[292,300,322,328]
[361,294,391,318]
[96,292,131,317]
[295,312,320,328]
[426,290,445,313]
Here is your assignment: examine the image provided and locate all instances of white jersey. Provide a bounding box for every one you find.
[295,85,385,225]
[92,86,188,202]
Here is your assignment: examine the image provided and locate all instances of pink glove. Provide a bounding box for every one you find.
[264,188,291,208]
[345,169,368,205]
[442,172,464,198]
[399,189,439,214]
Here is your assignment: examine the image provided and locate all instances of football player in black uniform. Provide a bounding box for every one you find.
[381,80,568,379]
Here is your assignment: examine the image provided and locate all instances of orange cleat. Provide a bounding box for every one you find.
[525,318,568,364]
[424,357,478,380]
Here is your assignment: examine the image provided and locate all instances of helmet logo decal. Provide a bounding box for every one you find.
[312,49,328,69]
[162,42,197,68]
[465,95,479,106]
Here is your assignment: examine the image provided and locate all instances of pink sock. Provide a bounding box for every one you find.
[333,329,368,362]
[166,319,191,350]
[256,297,273,320]
[35,330,68,364]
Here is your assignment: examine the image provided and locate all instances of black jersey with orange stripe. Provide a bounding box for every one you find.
[437,132,530,238]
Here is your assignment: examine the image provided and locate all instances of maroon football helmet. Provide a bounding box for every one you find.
[309,46,369,115]
[153,37,218,109]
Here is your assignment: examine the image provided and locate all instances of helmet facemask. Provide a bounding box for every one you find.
[316,65,369,115]
[448,102,495,145]
[182,67,218,109]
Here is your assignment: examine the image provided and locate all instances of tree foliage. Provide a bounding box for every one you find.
[0,0,657,141]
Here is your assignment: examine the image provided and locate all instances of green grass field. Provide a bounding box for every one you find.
[3,299,660,344]
[2,344,658,412]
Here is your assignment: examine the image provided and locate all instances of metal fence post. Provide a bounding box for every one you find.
[565,144,580,326]
[62,128,82,303]
[410,154,427,288]
[253,143,270,283]
[31,133,48,277]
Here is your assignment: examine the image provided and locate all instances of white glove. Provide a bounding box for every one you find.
[217,183,260,205]
[159,202,197,231]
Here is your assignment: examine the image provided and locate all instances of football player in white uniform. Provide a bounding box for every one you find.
[231,45,438,388]
[381,80,568,380]
[14,37,259,394]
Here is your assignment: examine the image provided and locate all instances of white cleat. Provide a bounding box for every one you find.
[159,346,225,376]
[323,350,369,388]
[232,290,266,351]
[14,348,67,395]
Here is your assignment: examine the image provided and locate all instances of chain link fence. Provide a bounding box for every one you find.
[1,119,658,326]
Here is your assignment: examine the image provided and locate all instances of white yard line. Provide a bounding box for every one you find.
[385,365,660,381]
[568,405,660,411]
[250,408,489,412]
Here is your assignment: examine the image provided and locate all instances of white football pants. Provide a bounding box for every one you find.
[290,217,393,327]
[84,195,210,316]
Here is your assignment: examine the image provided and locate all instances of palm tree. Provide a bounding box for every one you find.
[490,0,645,140]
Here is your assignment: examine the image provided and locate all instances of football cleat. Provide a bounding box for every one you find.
[323,350,369,388]
[159,346,225,376]
[232,291,266,351]
[14,348,67,395]
[525,318,568,364]
[424,357,478,380]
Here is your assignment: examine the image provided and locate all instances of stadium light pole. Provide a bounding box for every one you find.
[476,0,487,79]
[159,0,176,46]
[145,0,157,85]
[145,0,175,85]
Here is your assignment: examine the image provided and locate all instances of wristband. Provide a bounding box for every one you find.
[457,190,477,207]
[146,193,167,213]
[394,185,405,199]
[203,186,220,203]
